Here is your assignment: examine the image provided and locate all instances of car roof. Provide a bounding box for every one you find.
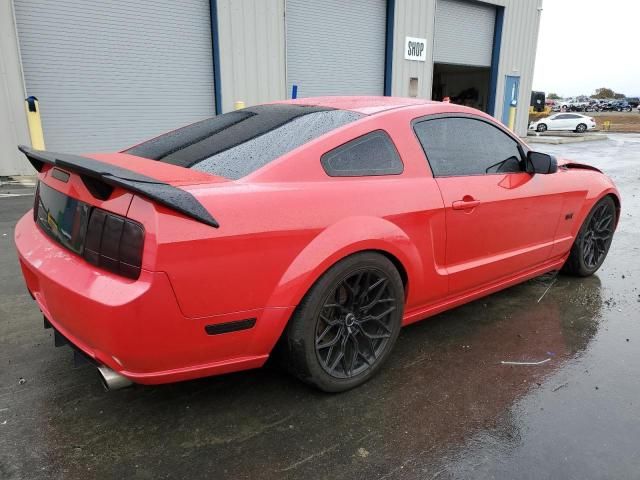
[275,96,439,115]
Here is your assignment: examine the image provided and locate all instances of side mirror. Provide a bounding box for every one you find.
[526,151,558,174]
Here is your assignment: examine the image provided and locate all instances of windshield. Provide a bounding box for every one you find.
[124,104,363,180]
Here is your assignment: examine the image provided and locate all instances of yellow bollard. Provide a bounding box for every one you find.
[603,120,611,131]
[507,104,517,131]
[234,101,246,110]
[25,96,45,150]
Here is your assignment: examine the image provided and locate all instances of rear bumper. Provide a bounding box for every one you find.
[15,212,292,385]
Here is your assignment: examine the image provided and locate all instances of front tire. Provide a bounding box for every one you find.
[537,123,547,132]
[281,252,404,392]
[575,123,587,133]
[562,196,616,277]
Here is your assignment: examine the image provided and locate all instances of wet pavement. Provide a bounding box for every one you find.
[1,134,639,479]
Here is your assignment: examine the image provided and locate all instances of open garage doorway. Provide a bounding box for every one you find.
[431,63,491,112]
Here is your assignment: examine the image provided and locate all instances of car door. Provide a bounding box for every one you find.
[564,114,581,130]
[413,115,565,295]
[549,114,569,130]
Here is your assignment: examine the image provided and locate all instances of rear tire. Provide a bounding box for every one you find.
[281,252,404,392]
[562,196,616,277]
[575,123,587,133]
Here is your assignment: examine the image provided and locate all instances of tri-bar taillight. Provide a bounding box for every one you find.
[83,209,145,279]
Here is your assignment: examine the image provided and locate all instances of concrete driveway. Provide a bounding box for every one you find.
[1,134,639,480]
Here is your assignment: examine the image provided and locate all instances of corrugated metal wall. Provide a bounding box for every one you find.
[391,0,541,136]
[493,0,543,136]
[0,1,31,176]
[285,0,387,98]
[217,0,286,113]
[390,0,437,99]
[13,0,216,154]
[2,0,543,176]
[433,0,495,67]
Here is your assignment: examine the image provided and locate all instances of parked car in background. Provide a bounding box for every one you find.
[529,113,596,133]
[625,97,639,108]
[611,100,633,112]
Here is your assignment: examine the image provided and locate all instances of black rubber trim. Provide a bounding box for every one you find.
[54,329,68,347]
[46,316,99,367]
[18,145,219,228]
[205,318,256,335]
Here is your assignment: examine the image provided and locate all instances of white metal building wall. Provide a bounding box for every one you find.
[217,0,286,113]
[13,0,216,154]
[391,0,542,136]
[493,0,543,136]
[433,0,496,67]
[285,0,387,98]
[0,1,30,176]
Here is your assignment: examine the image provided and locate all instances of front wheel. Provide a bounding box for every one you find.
[575,123,587,133]
[562,196,616,276]
[281,252,404,392]
[537,123,547,132]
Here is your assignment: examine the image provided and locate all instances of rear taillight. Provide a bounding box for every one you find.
[83,208,144,279]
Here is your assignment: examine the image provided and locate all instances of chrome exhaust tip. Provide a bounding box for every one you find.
[97,365,133,391]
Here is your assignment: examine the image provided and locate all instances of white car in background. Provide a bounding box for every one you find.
[529,113,597,133]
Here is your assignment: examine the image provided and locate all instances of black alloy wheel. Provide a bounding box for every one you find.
[581,201,615,269]
[281,252,404,392]
[315,268,396,379]
[563,196,616,276]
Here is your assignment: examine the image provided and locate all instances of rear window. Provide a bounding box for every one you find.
[124,104,363,180]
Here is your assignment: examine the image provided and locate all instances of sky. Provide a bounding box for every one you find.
[533,0,640,97]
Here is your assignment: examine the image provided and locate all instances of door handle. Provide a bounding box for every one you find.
[452,197,480,210]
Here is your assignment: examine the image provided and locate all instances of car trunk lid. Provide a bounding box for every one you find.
[20,145,223,228]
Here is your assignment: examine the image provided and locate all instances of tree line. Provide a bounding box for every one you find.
[547,88,627,100]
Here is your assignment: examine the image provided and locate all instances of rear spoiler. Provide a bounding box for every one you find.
[18,145,219,228]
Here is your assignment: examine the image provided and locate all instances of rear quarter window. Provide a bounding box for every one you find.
[321,130,403,177]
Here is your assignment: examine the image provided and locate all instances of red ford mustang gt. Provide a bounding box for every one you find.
[14,97,620,392]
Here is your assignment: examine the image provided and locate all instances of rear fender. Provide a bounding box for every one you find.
[265,216,424,311]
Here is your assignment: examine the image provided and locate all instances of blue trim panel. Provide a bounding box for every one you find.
[487,6,504,117]
[384,0,395,96]
[210,0,223,114]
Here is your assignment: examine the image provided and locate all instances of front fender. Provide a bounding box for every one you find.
[265,216,425,310]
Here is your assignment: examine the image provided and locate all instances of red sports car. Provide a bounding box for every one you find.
[15,97,620,392]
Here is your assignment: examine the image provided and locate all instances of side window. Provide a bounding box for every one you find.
[321,130,403,177]
[413,117,523,177]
